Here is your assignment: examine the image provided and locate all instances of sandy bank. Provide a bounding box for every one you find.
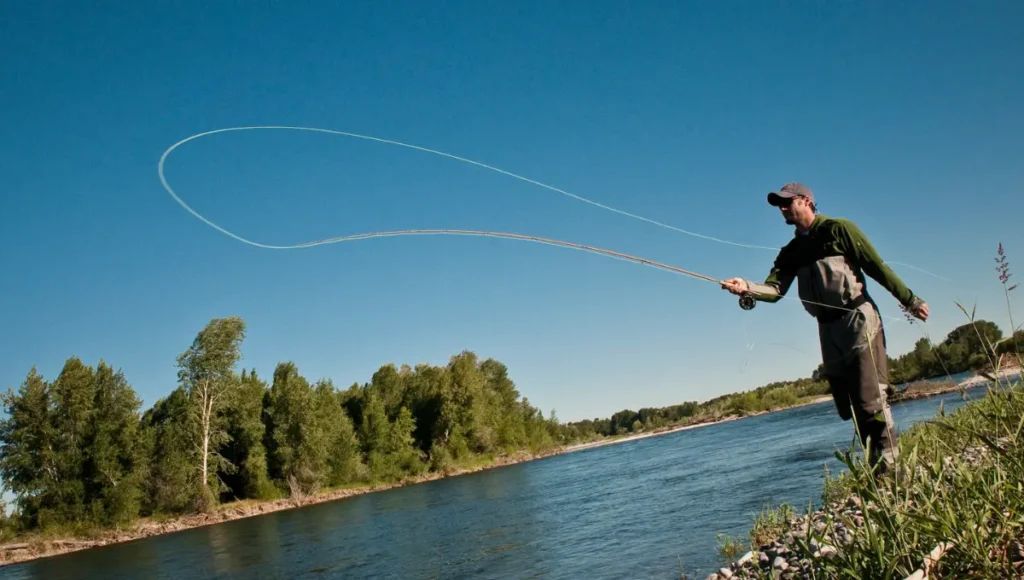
[957,366,1022,388]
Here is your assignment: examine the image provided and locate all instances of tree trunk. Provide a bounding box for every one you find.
[200,380,211,497]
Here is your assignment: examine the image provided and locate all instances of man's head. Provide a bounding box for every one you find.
[767,182,816,229]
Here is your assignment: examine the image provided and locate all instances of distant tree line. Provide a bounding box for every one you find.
[887,321,1022,384]
[564,376,832,440]
[0,315,1017,538]
[564,319,1021,441]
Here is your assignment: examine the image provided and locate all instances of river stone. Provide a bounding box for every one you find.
[773,556,788,570]
[820,545,838,558]
[717,568,733,579]
[736,551,755,566]
[758,551,770,565]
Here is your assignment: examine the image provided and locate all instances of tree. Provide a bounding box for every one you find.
[943,320,1003,367]
[83,361,144,525]
[140,387,195,515]
[220,369,274,501]
[175,316,247,511]
[313,381,363,486]
[48,357,96,524]
[0,368,57,528]
[265,362,322,494]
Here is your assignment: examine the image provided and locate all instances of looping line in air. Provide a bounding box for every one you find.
[157,125,922,324]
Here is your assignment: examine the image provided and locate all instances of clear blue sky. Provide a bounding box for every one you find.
[2,1,1022,422]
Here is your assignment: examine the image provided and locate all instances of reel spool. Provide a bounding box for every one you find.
[738,292,757,311]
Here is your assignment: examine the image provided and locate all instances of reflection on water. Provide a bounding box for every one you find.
[0,385,987,579]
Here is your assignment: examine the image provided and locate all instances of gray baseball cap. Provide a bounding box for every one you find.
[767,182,815,206]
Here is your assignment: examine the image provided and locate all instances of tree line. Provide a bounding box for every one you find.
[0,315,1017,538]
[0,317,567,535]
[886,320,1022,384]
[563,319,1021,440]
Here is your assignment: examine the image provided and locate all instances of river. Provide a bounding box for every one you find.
[0,382,995,579]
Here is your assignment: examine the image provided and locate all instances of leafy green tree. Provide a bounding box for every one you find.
[48,357,96,524]
[313,380,364,486]
[0,368,57,529]
[437,351,490,458]
[175,316,247,511]
[358,388,423,481]
[83,361,145,525]
[220,369,274,501]
[140,387,196,515]
[264,362,318,493]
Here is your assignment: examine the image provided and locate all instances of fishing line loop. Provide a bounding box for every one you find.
[157,125,918,324]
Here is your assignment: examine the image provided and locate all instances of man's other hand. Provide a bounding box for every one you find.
[720,278,749,296]
[909,300,929,321]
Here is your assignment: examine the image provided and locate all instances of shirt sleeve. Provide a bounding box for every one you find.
[835,219,919,307]
[747,250,795,303]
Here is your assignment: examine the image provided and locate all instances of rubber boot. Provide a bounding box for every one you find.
[860,411,897,477]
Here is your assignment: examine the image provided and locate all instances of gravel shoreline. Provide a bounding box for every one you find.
[705,437,1019,580]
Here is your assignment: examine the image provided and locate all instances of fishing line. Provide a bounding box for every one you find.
[157,126,915,326]
[158,125,948,281]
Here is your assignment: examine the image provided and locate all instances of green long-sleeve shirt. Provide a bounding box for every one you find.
[747,214,921,320]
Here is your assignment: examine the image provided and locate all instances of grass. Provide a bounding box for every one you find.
[749,503,796,549]
[713,377,1021,579]
[723,376,1024,579]
[827,378,1023,578]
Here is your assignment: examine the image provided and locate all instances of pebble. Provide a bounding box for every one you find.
[773,556,788,570]
[717,567,733,579]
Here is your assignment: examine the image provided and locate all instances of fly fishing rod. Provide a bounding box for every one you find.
[251,226,761,311]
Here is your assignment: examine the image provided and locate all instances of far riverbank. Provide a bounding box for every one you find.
[0,393,837,567]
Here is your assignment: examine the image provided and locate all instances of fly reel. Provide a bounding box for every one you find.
[738,292,757,311]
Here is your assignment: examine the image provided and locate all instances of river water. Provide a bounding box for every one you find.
[0,382,996,580]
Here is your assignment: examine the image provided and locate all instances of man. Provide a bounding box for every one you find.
[720,182,929,473]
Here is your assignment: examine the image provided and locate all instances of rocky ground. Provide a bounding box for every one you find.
[702,438,1019,580]
[704,495,867,580]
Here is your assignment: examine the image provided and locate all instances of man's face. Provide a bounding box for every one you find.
[777,195,807,225]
